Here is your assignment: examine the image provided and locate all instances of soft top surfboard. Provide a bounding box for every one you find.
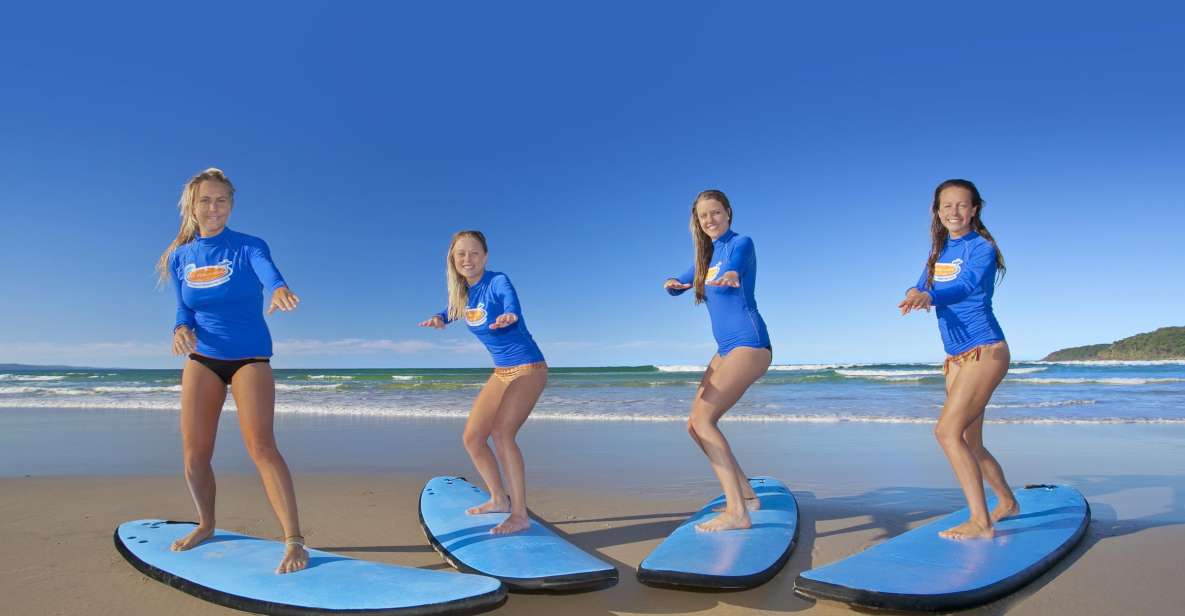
[794,484,1090,612]
[115,519,506,616]
[637,476,799,590]
[418,476,618,592]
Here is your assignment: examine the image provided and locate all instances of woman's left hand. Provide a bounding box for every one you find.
[898,289,932,315]
[267,286,301,315]
[705,271,741,288]
[489,313,518,329]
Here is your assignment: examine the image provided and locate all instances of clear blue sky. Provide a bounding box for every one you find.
[2,1,1182,368]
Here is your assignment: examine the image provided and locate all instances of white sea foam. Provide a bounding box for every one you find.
[1007,367,1048,374]
[1010,377,1184,385]
[390,375,419,381]
[275,383,344,391]
[308,374,354,380]
[836,369,941,378]
[655,365,706,373]
[0,386,42,394]
[987,399,1097,409]
[0,374,67,381]
[94,385,182,394]
[768,364,851,372]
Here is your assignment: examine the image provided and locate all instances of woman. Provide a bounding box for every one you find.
[156,168,307,573]
[899,178,1018,540]
[419,230,547,535]
[665,189,772,532]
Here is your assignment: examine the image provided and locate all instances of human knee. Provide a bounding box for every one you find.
[689,414,717,437]
[243,437,281,464]
[933,422,962,447]
[490,428,517,452]
[462,430,487,453]
[183,449,214,475]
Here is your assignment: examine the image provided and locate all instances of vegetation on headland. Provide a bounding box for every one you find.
[1043,326,1185,361]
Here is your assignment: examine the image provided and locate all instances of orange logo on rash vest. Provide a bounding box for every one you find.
[466,303,488,327]
[184,260,233,289]
[705,262,721,282]
[933,259,962,283]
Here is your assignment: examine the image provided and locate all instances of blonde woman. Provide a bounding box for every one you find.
[899,179,1016,540]
[156,168,307,573]
[419,230,546,535]
[665,189,772,532]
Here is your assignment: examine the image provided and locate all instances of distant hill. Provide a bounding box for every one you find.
[1043,327,1185,361]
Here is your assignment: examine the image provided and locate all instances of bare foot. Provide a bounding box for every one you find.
[276,543,308,574]
[695,511,751,533]
[991,498,1020,523]
[170,524,214,551]
[713,496,761,512]
[490,513,530,535]
[938,519,994,540]
[466,498,511,515]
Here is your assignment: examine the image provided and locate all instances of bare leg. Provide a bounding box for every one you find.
[935,343,1011,540]
[172,359,226,551]
[693,357,761,512]
[489,368,547,535]
[689,347,772,532]
[463,374,512,515]
[231,362,307,574]
[963,414,1019,522]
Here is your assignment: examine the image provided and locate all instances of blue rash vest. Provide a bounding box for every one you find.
[438,270,545,368]
[170,228,288,360]
[668,229,771,356]
[913,231,1006,356]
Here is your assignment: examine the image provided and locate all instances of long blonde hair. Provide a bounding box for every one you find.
[154,168,236,284]
[445,230,488,321]
[690,189,733,304]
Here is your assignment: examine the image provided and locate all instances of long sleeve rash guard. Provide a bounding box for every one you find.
[668,229,771,356]
[438,270,545,368]
[170,228,287,360]
[913,231,1006,356]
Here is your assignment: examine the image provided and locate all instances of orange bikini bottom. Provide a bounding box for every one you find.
[943,342,1003,375]
[493,361,547,384]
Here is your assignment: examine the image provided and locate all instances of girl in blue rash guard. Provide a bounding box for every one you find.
[420,230,547,535]
[664,189,772,533]
[899,179,1018,541]
[154,168,308,574]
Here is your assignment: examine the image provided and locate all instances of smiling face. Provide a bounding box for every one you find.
[451,235,488,283]
[695,198,731,240]
[935,185,977,238]
[194,180,233,236]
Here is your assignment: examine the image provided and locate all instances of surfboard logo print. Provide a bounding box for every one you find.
[705,262,721,282]
[184,260,233,288]
[466,303,488,327]
[933,259,962,282]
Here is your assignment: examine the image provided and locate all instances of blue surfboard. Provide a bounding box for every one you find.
[418,476,617,592]
[114,519,506,615]
[795,484,1090,612]
[637,476,799,590]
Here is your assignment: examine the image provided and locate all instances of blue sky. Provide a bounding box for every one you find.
[1,1,1182,368]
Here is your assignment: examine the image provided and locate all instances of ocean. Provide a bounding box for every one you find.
[2,361,1183,424]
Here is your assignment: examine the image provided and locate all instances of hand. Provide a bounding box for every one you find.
[419,315,446,329]
[489,313,518,330]
[898,288,933,315]
[664,278,692,291]
[705,271,740,288]
[172,325,196,356]
[267,286,300,315]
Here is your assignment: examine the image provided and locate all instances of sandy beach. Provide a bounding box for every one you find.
[2,409,1184,615]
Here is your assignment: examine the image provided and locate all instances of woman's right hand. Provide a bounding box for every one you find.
[664,278,692,291]
[419,315,446,329]
[172,325,196,355]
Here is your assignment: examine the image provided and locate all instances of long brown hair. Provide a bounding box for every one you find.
[445,230,488,321]
[154,168,235,285]
[690,189,733,304]
[924,179,1005,289]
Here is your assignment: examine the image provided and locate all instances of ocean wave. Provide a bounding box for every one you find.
[836,369,941,379]
[308,374,354,380]
[768,364,851,372]
[94,385,182,394]
[987,399,1096,409]
[1039,360,1185,366]
[0,386,43,394]
[1007,367,1048,374]
[274,383,344,391]
[655,365,705,373]
[1010,377,1184,385]
[2,399,1181,425]
[390,375,419,381]
[0,374,67,381]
